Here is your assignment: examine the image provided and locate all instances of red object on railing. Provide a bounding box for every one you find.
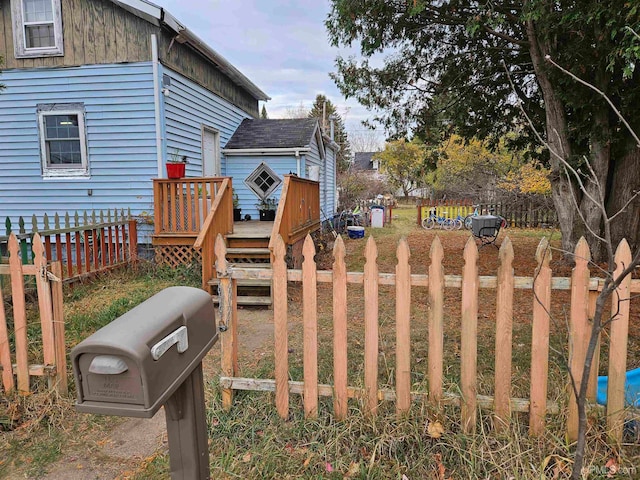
[166,163,186,179]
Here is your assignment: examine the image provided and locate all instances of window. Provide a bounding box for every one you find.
[38,104,88,178]
[244,163,281,200]
[11,0,64,58]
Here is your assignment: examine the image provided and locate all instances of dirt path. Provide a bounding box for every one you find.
[35,308,275,480]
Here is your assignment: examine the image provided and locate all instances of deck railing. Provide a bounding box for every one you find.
[153,178,227,235]
[269,175,320,250]
[193,178,233,291]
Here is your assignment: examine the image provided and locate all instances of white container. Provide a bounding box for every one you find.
[371,207,384,228]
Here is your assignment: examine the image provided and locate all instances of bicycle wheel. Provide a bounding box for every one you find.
[443,218,455,231]
[422,217,436,230]
[500,216,508,229]
[464,215,474,230]
[453,218,463,230]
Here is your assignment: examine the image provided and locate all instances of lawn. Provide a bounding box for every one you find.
[1,205,639,479]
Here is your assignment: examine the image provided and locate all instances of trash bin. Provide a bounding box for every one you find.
[370,205,385,228]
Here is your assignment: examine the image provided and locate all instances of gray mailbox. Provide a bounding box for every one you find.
[71,286,217,479]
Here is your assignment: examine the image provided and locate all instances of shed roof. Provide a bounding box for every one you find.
[224,119,320,150]
[353,152,376,170]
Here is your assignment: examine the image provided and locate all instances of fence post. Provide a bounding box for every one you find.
[332,236,348,421]
[364,236,379,416]
[128,218,138,264]
[529,238,552,436]
[18,217,29,265]
[50,261,67,394]
[461,237,479,433]
[272,235,289,419]
[32,235,56,390]
[607,239,632,443]
[302,235,318,419]
[428,236,444,406]
[494,237,514,431]
[567,237,591,442]
[216,235,237,411]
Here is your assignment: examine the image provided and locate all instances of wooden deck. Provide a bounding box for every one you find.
[228,221,273,238]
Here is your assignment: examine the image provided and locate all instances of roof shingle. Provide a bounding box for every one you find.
[224,118,320,150]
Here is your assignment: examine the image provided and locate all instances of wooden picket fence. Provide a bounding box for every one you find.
[1,210,137,284]
[0,233,67,395]
[215,234,638,442]
[418,199,557,228]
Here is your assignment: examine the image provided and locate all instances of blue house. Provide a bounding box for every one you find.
[0,0,338,247]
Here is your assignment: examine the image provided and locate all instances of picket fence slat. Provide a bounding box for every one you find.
[364,236,379,416]
[461,237,479,433]
[9,235,30,394]
[332,236,348,420]
[529,238,552,435]
[0,278,14,392]
[428,236,444,406]
[586,290,600,401]
[607,239,632,442]
[494,237,514,430]
[33,234,56,370]
[567,238,591,442]
[272,235,289,419]
[216,235,234,411]
[395,239,412,415]
[303,235,319,419]
[51,261,67,394]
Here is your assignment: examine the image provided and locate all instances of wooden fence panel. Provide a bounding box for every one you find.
[494,237,514,430]
[529,238,552,435]
[428,236,444,406]
[607,239,632,442]
[461,237,479,433]
[303,235,319,419]
[332,237,348,420]
[364,237,379,416]
[567,238,591,442]
[395,239,411,415]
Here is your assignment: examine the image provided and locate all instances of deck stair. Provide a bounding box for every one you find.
[211,221,273,306]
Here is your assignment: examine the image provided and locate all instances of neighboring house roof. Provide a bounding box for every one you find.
[353,152,376,170]
[111,0,270,101]
[223,119,323,153]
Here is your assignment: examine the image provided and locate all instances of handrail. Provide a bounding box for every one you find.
[193,177,233,291]
[268,175,320,251]
[153,177,226,235]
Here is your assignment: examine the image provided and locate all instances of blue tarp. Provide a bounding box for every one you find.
[596,368,640,407]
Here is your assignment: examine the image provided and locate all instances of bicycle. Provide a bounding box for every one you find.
[422,211,455,230]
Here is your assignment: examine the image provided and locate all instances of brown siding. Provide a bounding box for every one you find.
[0,0,258,116]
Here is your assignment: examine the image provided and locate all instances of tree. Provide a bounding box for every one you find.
[308,94,352,173]
[374,139,430,198]
[260,104,268,119]
[281,102,309,119]
[326,1,640,259]
[349,129,383,154]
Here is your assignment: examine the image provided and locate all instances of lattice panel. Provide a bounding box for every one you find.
[154,246,202,268]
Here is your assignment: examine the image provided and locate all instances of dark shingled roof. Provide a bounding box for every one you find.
[353,152,376,170]
[224,118,320,150]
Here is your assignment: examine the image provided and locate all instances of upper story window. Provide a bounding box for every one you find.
[38,104,89,178]
[11,0,64,58]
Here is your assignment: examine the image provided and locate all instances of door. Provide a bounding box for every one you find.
[202,127,220,177]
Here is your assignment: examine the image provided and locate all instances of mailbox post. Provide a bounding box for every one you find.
[71,286,218,480]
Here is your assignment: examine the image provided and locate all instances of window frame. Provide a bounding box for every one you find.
[37,104,89,179]
[11,0,64,58]
[244,162,282,201]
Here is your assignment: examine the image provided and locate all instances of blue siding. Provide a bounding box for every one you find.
[325,146,337,215]
[162,67,253,177]
[0,63,158,242]
[225,155,298,218]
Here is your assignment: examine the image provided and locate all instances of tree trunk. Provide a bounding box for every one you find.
[607,144,640,253]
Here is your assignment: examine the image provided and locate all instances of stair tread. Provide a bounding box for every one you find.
[226,233,271,239]
[229,263,272,269]
[226,247,270,254]
[208,278,271,287]
[212,295,272,306]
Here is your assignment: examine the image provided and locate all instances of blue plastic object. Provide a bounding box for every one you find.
[596,368,640,407]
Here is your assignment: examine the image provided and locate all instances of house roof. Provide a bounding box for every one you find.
[353,152,376,170]
[110,0,270,101]
[223,119,321,151]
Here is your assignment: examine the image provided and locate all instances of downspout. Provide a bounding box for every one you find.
[152,34,163,178]
[295,149,301,176]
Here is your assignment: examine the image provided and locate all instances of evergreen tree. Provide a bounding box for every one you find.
[260,104,268,119]
[308,94,351,172]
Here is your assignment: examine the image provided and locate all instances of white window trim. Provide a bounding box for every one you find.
[11,0,64,58]
[38,107,89,179]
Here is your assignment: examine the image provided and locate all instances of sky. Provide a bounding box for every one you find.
[155,0,386,150]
